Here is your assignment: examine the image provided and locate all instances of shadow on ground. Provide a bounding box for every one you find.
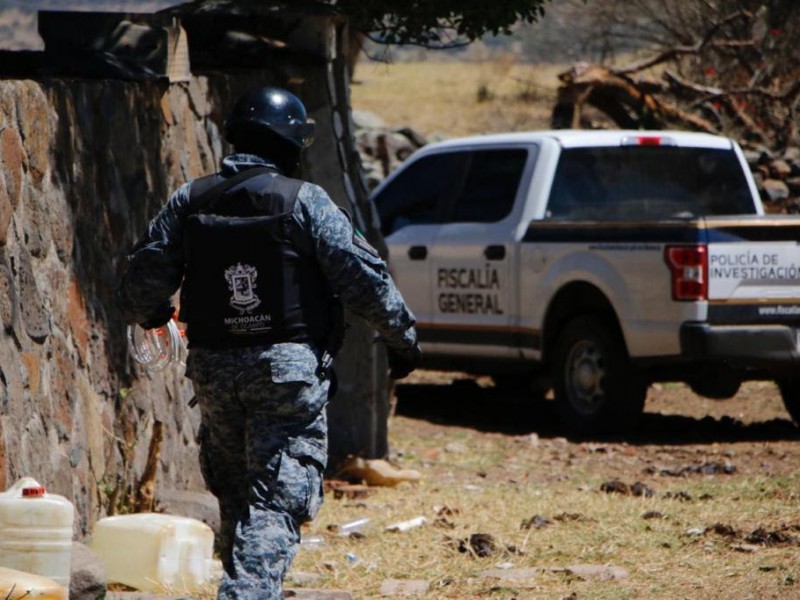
[393,379,800,445]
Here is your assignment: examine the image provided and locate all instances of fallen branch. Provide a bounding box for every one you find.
[553,64,716,133]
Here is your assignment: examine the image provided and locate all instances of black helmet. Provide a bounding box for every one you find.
[224,86,315,150]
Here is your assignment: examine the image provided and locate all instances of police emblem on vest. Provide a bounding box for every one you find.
[222,262,273,334]
[179,170,332,349]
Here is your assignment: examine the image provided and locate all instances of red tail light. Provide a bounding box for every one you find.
[621,135,676,147]
[664,245,708,301]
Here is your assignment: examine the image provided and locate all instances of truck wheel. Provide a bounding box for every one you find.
[552,315,647,435]
[776,378,800,426]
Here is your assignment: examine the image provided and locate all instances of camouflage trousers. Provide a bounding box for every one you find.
[186,343,330,600]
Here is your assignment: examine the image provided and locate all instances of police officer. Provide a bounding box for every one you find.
[118,86,421,599]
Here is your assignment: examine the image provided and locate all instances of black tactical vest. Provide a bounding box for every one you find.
[179,168,332,349]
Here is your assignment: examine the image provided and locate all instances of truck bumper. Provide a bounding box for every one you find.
[680,323,800,370]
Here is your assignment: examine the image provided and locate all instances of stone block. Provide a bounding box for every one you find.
[67,281,91,365]
[763,178,790,202]
[0,260,18,333]
[20,352,40,397]
[770,159,793,179]
[70,542,107,600]
[479,567,538,583]
[563,563,629,581]
[0,126,24,209]
[0,419,6,492]
[15,245,51,342]
[378,579,430,597]
[0,173,11,247]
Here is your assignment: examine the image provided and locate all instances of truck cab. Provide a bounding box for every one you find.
[371,130,800,434]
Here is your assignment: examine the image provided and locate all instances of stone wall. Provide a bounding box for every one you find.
[745,146,800,214]
[0,77,215,536]
[0,13,386,538]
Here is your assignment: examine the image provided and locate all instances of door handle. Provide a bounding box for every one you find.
[484,245,506,260]
[408,245,427,260]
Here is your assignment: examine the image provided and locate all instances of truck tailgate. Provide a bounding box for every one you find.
[706,216,800,321]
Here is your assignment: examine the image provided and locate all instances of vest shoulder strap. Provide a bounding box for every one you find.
[269,176,305,214]
[188,167,274,213]
[189,168,306,216]
[272,177,304,212]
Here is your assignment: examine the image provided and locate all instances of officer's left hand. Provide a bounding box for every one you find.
[387,343,422,380]
[140,302,175,330]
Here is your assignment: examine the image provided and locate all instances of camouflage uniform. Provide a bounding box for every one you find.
[118,154,418,599]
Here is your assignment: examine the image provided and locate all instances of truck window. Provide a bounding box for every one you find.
[546,146,755,220]
[373,152,461,236]
[449,149,528,224]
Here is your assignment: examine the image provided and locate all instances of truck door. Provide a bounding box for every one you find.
[372,152,464,337]
[430,148,530,358]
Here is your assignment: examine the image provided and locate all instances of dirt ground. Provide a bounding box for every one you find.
[393,371,800,481]
[292,372,800,598]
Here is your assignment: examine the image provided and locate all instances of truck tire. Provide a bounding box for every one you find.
[552,315,647,435]
[776,378,800,426]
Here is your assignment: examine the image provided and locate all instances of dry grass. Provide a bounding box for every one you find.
[350,59,564,138]
[288,393,800,599]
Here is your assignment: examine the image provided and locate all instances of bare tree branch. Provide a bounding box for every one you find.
[617,10,754,75]
[550,1,799,151]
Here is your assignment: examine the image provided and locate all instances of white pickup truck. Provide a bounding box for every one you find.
[370,129,800,434]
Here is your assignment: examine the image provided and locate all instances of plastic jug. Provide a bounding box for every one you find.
[89,512,215,593]
[0,566,68,600]
[0,477,74,588]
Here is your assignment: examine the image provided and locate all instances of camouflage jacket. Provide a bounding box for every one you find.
[118,154,418,353]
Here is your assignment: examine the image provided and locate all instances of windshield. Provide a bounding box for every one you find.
[546,146,755,220]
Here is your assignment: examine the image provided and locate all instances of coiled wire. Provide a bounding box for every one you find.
[126,320,187,372]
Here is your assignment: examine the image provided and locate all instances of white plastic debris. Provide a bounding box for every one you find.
[385,516,427,532]
[338,517,371,536]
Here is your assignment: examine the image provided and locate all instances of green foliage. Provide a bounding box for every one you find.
[341,0,552,48]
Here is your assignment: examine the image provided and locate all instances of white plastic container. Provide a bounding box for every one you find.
[89,513,215,593]
[0,566,68,600]
[0,477,74,588]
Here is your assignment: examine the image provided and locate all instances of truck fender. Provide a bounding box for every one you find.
[533,249,635,359]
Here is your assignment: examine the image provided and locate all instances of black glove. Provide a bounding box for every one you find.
[387,343,422,380]
[140,302,175,330]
